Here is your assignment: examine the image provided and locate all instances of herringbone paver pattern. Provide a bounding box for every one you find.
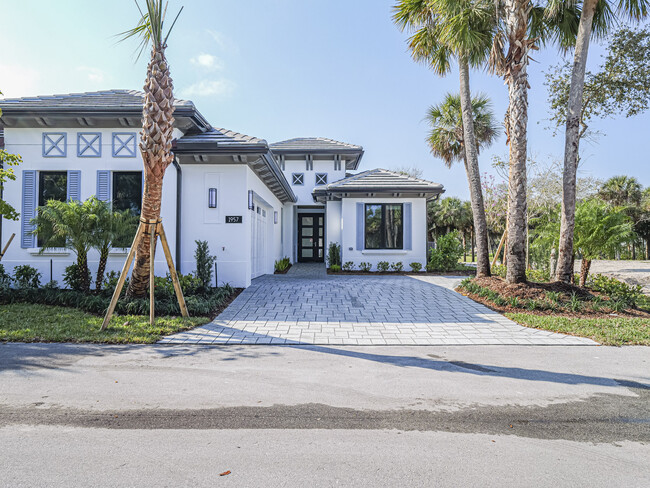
[161,265,596,345]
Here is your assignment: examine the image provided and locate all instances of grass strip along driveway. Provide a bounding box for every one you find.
[507,313,650,346]
[0,303,210,343]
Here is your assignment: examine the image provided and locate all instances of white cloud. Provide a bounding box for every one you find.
[76,66,105,83]
[190,53,222,71]
[181,79,235,98]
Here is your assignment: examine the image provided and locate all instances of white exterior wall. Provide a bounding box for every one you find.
[340,197,428,269]
[325,200,342,251]
[282,158,345,205]
[178,163,284,288]
[0,127,177,284]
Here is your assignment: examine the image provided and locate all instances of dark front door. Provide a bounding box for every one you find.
[298,213,324,262]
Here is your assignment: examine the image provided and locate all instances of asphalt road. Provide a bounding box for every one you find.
[1,343,649,487]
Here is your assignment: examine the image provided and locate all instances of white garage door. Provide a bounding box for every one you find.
[251,199,269,279]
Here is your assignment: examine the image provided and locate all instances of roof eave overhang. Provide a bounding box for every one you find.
[0,106,212,133]
[313,187,445,203]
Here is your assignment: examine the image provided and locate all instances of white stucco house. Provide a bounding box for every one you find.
[0,90,444,288]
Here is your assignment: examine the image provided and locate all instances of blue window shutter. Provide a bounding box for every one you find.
[356,202,364,250]
[96,170,111,201]
[21,170,37,248]
[404,202,412,250]
[67,170,81,202]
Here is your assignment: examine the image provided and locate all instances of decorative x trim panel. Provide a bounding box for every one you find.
[77,132,102,157]
[42,132,67,157]
[112,132,137,158]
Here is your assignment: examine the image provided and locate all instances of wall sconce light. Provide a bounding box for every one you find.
[208,188,217,208]
[274,211,278,224]
[248,190,254,210]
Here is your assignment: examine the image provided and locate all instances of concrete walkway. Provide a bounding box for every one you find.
[162,265,595,346]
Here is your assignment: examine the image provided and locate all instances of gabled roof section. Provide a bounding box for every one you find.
[173,127,268,153]
[0,89,211,133]
[312,168,444,202]
[173,127,296,204]
[270,137,362,153]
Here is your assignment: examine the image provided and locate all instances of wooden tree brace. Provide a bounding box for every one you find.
[100,219,189,331]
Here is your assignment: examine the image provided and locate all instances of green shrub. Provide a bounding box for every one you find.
[342,261,355,272]
[491,264,506,278]
[524,299,540,311]
[275,257,291,272]
[377,261,390,272]
[493,296,506,306]
[459,277,472,288]
[194,240,216,290]
[409,262,422,273]
[359,262,372,272]
[390,262,403,272]
[567,293,583,312]
[610,299,628,313]
[588,274,642,307]
[507,296,520,308]
[44,280,59,290]
[427,231,463,272]
[330,264,341,272]
[63,264,91,292]
[0,264,12,288]
[526,268,550,282]
[13,265,42,289]
[545,291,561,303]
[327,242,341,267]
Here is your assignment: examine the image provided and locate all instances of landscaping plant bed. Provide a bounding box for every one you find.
[457,276,650,319]
[274,265,291,275]
[327,269,476,276]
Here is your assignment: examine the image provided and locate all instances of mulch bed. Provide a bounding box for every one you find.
[327,269,476,276]
[457,276,650,319]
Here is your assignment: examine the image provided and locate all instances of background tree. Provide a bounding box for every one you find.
[574,198,633,285]
[393,0,496,277]
[119,0,183,298]
[553,10,649,283]
[597,175,643,208]
[0,90,22,222]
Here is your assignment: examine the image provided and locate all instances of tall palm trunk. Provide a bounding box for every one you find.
[556,0,599,283]
[126,45,175,298]
[96,246,109,291]
[503,0,529,284]
[459,58,491,278]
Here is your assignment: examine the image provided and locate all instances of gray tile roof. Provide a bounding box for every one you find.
[0,89,194,109]
[270,137,362,153]
[175,127,267,150]
[316,168,444,192]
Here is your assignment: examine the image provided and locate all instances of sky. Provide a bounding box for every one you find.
[1,0,648,199]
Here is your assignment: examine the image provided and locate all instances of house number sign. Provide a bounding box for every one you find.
[225,216,243,224]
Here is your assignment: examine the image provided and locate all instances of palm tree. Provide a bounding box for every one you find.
[88,199,138,291]
[394,0,496,277]
[555,0,649,282]
[597,175,643,208]
[118,0,183,298]
[31,199,99,292]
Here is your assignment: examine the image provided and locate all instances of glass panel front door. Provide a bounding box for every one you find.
[298,213,324,262]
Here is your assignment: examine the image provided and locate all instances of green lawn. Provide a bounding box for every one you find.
[507,312,650,346]
[0,303,210,343]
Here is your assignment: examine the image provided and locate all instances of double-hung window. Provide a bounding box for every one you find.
[365,203,403,249]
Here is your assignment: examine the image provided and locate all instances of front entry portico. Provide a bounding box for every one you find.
[297,213,325,262]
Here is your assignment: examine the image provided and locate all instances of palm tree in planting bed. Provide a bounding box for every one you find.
[393,0,495,277]
[119,0,183,298]
[32,199,98,292]
[554,0,649,282]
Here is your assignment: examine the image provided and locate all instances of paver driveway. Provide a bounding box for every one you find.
[162,264,596,345]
